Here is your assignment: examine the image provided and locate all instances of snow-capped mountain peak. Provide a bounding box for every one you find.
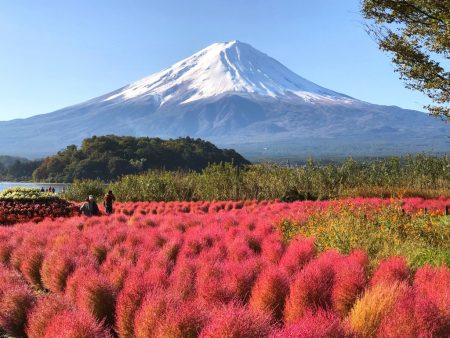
[104,40,354,105]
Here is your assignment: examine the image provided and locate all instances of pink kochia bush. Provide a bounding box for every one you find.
[370,256,410,287]
[0,199,448,337]
[42,310,112,338]
[199,302,272,338]
[26,294,71,338]
[271,309,348,338]
[284,251,339,324]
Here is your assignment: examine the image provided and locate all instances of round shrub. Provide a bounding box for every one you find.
[199,303,272,338]
[370,257,410,287]
[155,300,207,338]
[284,254,336,324]
[249,266,289,322]
[41,250,75,292]
[134,291,170,338]
[279,238,316,277]
[0,284,36,337]
[26,295,71,338]
[42,310,112,338]
[270,309,348,338]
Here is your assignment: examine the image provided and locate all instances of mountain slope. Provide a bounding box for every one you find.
[0,40,447,159]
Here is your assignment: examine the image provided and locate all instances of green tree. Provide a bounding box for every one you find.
[362,0,450,120]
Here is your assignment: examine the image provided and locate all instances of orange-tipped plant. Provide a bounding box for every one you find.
[249,266,289,322]
[20,248,45,289]
[40,250,75,292]
[347,281,407,338]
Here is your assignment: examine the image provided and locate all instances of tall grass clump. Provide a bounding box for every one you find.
[63,179,106,201]
[60,155,450,202]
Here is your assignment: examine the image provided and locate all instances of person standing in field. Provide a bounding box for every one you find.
[103,190,116,215]
[80,195,100,216]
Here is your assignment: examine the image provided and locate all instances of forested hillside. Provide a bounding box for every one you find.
[32,135,250,182]
[0,156,42,181]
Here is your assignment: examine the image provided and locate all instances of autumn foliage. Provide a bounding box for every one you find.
[0,198,448,337]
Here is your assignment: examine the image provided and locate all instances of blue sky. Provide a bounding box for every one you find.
[0,0,431,120]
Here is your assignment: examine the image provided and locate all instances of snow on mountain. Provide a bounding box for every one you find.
[0,40,447,159]
[103,40,355,106]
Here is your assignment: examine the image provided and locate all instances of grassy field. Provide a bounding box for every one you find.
[63,155,450,202]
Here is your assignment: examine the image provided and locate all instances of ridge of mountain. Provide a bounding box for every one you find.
[0,41,447,159]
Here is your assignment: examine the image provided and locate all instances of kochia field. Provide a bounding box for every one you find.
[0,198,449,337]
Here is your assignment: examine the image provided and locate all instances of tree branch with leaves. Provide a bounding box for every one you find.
[362,0,450,121]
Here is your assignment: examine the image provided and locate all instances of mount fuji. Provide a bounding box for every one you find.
[0,40,448,159]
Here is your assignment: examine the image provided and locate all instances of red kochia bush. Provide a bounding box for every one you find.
[26,294,72,338]
[169,258,198,301]
[199,303,272,338]
[260,235,285,264]
[224,257,261,303]
[115,271,156,338]
[332,250,368,317]
[270,309,348,338]
[413,266,450,336]
[196,261,233,305]
[19,248,45,289]
[134,290,170,338]
[279,237,315,277]
[370,256,410,287]
[68,267,116,326]
[378,288,421,338]
[42,310,112,338]
[0,284,36,337]
[249,266,290,322]
[284,251,339,324]
[156,300,208,338]
[40,250,75,293]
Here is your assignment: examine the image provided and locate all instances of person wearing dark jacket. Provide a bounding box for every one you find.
[80,195,100,216]
[103,190,116,215]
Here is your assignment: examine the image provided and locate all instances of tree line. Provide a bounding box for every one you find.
[64,154,450,202]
